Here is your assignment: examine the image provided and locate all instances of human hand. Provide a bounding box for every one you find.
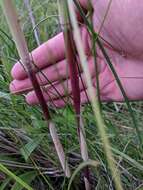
[10,0,143,107]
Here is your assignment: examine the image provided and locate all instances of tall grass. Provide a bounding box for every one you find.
[0,0,143,189]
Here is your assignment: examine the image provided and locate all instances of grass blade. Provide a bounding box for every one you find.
[20,134,45,161]
[67,160,99,190]
[11,171,36,190]
[0,164,33,190]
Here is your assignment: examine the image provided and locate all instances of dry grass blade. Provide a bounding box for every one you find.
[1,0,70,178]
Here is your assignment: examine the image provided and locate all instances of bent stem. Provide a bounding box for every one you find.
[58,1,90,189]
[67,1,123,190]
[1,0,70,178]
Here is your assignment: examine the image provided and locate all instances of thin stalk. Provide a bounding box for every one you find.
[67,1,123,190]
[76,61,90,103]
[24,0,41,46]
[92,37,101,109]
[58,1,90,189]
[1,0,70,177]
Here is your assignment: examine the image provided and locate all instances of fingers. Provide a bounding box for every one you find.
[10,59,68,94]
[24,57,96,105]
[25,66,95,105]
[10,55,99,94]
[11,32,65,80]
[10,55,106,106]
[26,88,89,108]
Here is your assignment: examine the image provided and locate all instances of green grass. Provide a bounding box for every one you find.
[0,0,143,189]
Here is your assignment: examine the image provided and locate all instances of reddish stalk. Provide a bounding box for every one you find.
[1,0,70,177]
[65,26,91,190]
[58,1,91,189]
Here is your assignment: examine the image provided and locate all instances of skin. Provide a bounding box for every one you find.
[10,0,143,107]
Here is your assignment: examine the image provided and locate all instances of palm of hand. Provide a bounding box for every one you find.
[10,0,143,107]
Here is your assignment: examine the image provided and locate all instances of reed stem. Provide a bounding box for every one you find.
[1,0,70,177]
[58,1,91,189]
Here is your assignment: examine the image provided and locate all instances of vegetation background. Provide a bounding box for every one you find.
[0,0,143,189]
